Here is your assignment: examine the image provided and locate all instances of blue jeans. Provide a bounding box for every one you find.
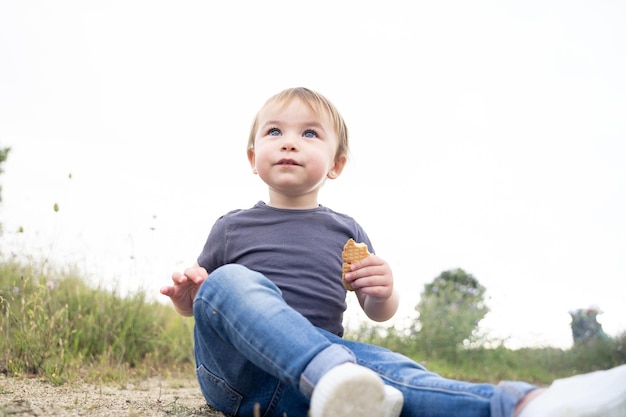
[193,264,536,417]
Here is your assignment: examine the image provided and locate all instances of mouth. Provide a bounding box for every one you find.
[275,159,301,166]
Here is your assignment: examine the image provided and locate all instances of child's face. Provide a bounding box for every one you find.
[248,98,346,205]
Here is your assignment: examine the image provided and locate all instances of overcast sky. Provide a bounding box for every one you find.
[1,1,625,349]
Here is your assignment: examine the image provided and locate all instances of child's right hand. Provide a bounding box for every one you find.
[160,264,208,317]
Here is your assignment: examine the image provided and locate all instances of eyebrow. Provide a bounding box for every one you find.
[260,120,327,132]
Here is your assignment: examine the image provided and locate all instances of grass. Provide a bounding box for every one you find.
[1,255,625,391]
[345,317,626,385]
[0,256,195,384]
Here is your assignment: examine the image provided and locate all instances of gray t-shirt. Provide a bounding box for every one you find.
[197,201,374,336]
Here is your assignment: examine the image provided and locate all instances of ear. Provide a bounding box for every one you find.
[247,147,257,174]
[327,154,348,179]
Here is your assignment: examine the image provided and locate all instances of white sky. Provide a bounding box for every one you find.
[1,1,625,349]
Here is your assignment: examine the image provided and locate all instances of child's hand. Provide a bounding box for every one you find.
[160,264,208,317]
[344,255,393,297]
[344,255,399,322]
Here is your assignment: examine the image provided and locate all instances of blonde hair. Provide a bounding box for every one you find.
[247,87,349,161]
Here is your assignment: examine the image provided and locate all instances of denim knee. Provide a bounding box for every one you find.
[194,264,281,307]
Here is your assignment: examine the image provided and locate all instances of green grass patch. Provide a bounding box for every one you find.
[345,316,626,386]
[0,257,194,383]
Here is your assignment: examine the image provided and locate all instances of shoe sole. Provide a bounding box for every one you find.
[310,364,400,417]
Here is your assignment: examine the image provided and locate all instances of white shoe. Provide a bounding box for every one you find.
[383,384,404,417]
[309,362,403,417]
[518,364,626,417]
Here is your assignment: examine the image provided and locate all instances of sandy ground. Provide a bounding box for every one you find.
[0,375,225,416]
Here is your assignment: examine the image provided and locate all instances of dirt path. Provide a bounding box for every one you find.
[0,375,225,416]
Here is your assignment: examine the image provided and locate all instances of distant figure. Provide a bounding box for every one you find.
[570,306,609,345]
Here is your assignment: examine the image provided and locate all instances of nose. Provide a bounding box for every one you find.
[281,135,299,151]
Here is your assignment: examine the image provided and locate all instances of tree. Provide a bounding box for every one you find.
[414,268,489,359]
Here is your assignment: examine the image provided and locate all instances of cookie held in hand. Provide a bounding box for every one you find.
[341,238,371,291]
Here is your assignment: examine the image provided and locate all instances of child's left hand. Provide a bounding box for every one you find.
[345,255,399,321]
[344,255,399,322]
[343,254,394,299]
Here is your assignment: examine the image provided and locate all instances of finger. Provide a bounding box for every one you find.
[348,264,384,280]
[160,286,174,297]
[171,272,188,284]
[184,267,204,281]
[359,285,392,299]
[185,272,206,285]
[190,276,206,286]
[352,255,383,270]
[353,272,392,291]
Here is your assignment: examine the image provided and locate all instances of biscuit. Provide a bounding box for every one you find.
[341,238,371,291]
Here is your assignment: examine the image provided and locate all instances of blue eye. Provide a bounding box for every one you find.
[268,127,281,136]
[303,129,318,138]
